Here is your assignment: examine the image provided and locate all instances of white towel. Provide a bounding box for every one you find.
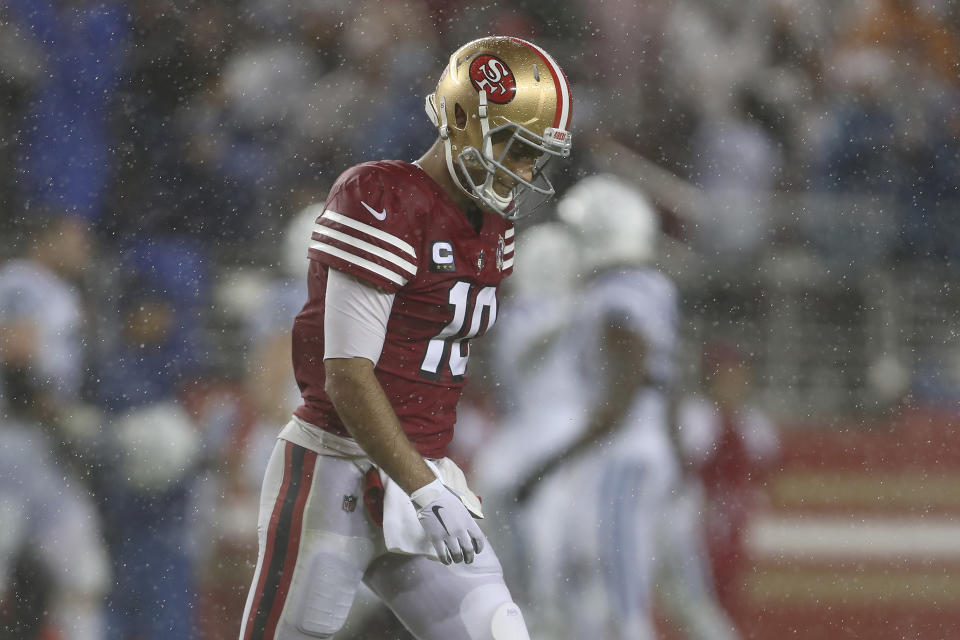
[381,458,484,560]
[278,417,484,561]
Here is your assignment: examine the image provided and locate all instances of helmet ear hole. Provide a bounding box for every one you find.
[454,103,468,129]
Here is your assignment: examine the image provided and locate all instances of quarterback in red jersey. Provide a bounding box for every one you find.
[292,160,515,459]
[239,36,572,640]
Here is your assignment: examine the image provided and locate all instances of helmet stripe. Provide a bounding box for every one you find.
[508,37,572,130]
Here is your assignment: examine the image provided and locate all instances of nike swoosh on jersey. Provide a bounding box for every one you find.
[432,505,450,534]
[361,201,388,221]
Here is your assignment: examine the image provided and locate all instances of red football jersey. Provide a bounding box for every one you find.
[292,161,515,458]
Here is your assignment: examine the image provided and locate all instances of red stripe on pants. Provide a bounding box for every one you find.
[262,448,317,638]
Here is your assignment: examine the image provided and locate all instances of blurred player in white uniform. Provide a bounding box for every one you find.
[470,222,583,611]
[0,214,110,640]
[514,175,735,640]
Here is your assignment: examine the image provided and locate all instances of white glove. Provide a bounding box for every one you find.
[410,478,485,565]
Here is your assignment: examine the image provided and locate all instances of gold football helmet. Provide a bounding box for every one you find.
[425,36,573,220]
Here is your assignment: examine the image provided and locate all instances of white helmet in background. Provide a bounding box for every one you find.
[510,222,579,297]
[282,203,326,278]
[557,174,659,272]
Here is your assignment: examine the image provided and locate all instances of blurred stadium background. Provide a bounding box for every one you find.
[0,0,958,638]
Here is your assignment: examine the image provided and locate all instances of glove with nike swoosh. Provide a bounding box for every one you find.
[410,478,485,565]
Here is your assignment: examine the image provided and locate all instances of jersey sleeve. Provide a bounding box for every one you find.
[502,224,515,274]
[595,270,679,385]
[308,164,421,293]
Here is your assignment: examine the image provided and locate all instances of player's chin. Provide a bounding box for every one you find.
[478,196,517,219]
[489,183,518,207]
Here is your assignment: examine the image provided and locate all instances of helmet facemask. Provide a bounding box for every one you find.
[456,120,570,221]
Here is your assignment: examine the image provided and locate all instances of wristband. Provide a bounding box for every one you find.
[410,478,446,509]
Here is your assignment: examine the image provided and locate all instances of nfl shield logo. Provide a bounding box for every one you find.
[342,495,357,513]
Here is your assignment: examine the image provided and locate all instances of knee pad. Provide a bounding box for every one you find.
[459,584,530,640]
[490,602,530,640]
[293,552,364,638]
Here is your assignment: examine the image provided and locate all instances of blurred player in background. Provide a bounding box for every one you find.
[677,343,780,616]
[469,221,583,610]
[238,36,572,640]
[514,174,714,640]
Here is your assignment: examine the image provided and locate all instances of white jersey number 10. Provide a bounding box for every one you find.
[420,281,498,381]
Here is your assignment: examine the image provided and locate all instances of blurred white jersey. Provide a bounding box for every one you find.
[572,266,680,482]
[472,292,586,496]
[519,266,684,640]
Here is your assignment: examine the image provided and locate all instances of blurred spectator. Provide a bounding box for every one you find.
[155,2,354,256]
[818,0,960,263]
[107,1,242,247]
[840,0,960,90]
[814,49,899,204]
[97,237,209,412]
[0,400,111,639]
[0,212,109,639]
[0,12,43,218]
[0,213,94,410]
[689,85,783,264]
[662,0,772,123]
[7,0,128,222]
[101,399,203,640]
[677,342,780,615]
[342,0,439,162]
[92,237,210,640]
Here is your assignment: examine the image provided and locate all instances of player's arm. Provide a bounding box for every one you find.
[515,321,648,502]
[322,268,484,563]
[325,357,435,494]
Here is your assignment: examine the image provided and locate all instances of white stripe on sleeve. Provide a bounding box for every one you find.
[310,242,408,286]
[321,210,417,258]
[314,226,417,276]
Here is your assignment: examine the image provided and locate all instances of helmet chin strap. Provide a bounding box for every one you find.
[433,94,475,202]
[476,91,516,211]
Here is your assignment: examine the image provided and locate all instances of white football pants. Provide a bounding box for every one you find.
[523,457,662,640]
[238,439,529,640]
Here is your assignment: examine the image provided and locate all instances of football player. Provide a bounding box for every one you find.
[468,221,583,624]
[513,175,685,639]
[238,36,572,640]
[676,342,780,622]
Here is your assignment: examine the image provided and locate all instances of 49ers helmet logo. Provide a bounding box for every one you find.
[469,55,516,104]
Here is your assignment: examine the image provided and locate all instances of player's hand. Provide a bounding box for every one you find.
[411,479,485,565]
